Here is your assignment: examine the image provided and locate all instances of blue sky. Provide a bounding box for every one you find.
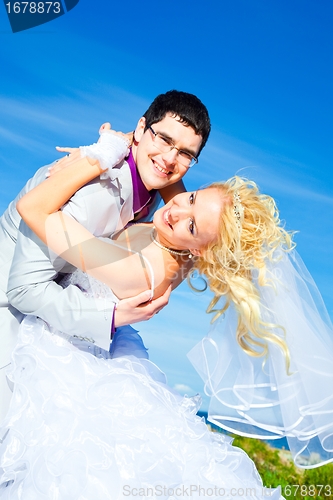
[1,0,332,410]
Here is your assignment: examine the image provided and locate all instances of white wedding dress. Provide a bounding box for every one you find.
[0,270,283,499]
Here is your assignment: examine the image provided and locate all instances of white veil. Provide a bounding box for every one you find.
[188,250,333,468]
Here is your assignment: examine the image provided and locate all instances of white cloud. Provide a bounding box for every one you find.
[0,124,52,154]
[173,383,194,394]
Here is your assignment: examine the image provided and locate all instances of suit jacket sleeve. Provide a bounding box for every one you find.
[7,222,115,351]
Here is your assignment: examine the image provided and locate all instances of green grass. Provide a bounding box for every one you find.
[231,434,333,499]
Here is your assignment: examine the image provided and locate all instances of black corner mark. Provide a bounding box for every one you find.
[4,1,65,33]
[3,0,80,33]
[63,0,79,12]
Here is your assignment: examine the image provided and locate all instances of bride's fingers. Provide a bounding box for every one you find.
[46,148,81,177]
[99,122,111,134]
[124,131,134,146]
[108,131,132,147]
[56,146,77,153]
[97,127,132,148]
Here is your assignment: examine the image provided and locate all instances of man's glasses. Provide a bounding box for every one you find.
[148,126,198,168]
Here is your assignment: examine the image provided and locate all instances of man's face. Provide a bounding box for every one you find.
[132,114,203,191]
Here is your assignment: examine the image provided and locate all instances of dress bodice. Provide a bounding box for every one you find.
[58,269,149,360]
[59,238,155,303]
[60,269,119,304]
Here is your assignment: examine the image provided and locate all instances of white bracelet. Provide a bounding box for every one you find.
[80,131,129,173]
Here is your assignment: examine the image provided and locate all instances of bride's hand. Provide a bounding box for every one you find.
[114,285,172,327]
[47,124,132,178]
[98,122,134,147]
[46,147,82,177]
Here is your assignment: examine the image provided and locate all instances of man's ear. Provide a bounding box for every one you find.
[133,117,146,143]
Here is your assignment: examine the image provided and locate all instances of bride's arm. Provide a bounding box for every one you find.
[17,138,169,298]
[17,156,104,239]
[18,207,165,300]
[18,174,177,299]
[17,132,129,240]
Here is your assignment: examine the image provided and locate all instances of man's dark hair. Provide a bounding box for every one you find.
[143,90,210,156]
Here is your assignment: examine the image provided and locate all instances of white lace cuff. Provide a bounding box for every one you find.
[80,131,130,179]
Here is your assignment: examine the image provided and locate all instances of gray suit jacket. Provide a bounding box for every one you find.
[1,160,159,355]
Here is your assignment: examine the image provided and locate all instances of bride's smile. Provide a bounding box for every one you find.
[153,188,226,256]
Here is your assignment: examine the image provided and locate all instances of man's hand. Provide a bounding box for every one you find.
[114,285,171,327]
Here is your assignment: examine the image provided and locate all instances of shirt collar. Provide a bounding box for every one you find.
[127,148,155,214]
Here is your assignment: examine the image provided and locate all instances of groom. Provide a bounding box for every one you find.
[0,90,211,418]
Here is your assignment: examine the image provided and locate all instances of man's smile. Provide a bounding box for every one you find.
[152,159,172,177]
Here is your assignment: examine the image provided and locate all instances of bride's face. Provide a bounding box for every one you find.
[153,188,224,256]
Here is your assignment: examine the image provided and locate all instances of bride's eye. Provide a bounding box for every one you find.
[189,193,194,204]
[189,218,194,235]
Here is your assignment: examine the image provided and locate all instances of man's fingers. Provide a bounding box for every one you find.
[129,290,153,307]
[125,285,171,311]
[162,284,172,300]
[145,285,172,314]
[138,285,171,308]
[114,286,172,327]
[153,285,171,307]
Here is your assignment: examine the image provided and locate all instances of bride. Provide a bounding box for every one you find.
[0,129,331,497]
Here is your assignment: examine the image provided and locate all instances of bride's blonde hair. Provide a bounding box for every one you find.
[190,176,294,370]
